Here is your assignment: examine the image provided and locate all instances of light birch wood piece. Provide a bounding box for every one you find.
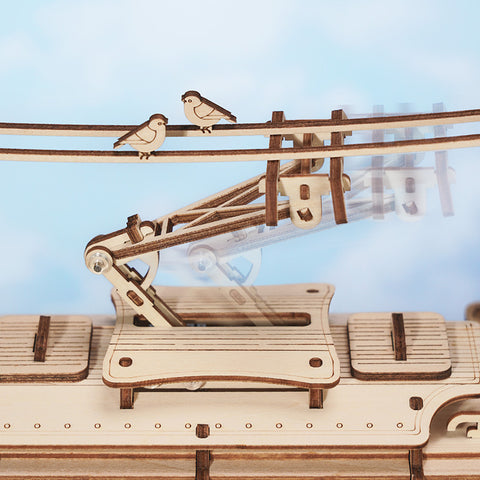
[447,411,480,438]
[0,315,92,382]
[2,107,480,138]
[3,133,480,164]
[102,284,340,391]
[348,312,452,380]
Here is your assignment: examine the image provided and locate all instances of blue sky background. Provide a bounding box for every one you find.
[1,0,479,320]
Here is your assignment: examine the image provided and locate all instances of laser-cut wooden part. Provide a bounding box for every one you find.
[102,284,340,398]
[265,111,285,226]
[33,315,50,363]
[182,90,236,133]
[392,312,407,361]
[126,214,144,244]
[196,450,211,480]
[113,114,167,154]
[330,109,351,224]
[309,388,323,409]
[447,411,480,438]
[0,315,91,382]
[276,174,331,229]
[120,387,134,409]
[348,312,452,380]
[409,448,424,480]
[85,160,304,328]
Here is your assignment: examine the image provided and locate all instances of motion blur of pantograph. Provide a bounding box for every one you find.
[158,103,455,293]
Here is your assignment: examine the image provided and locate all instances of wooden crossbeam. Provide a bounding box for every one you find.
[4,132,480,163]
[2,107,480,138]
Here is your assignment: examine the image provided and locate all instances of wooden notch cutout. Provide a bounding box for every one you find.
[126,214,144,244]
[33,315,50,362]
[297,207,313,221]
[392,312,407,361]
[409,448,424,480]
[409,396,423,410]
[196,424,210,439]
[196,450,211,480]
[126,290,144,307]
[330,109,349,224]
[309,388,323,409]
[265,111,285,226]
[120,388,134,409]
[300,184,310,200]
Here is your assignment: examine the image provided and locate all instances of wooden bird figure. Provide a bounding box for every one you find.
[182,90,236,133]
[114,114,168,157]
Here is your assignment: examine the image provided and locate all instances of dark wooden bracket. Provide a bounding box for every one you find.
[33,315,50,362]
[196,450,212,480]
[392,312,407,361]
[196,424,210,439]
[126,214,144,244]
[301,133,313,174]
[309,388,323,409]
[409,448,424,480]
[265,111,285,226]
[120,388,134,409]
[330,109,349,224]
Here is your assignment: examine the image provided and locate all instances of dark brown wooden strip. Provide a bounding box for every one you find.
[196,450,211,480]
[33,315,50,362]
[330,109,348,225]
[265,111,285,226]
[120,388,134,409]
[309,388,323,409]
[392,313,407,361]
[301,133,313,174]
[409,448,424,480]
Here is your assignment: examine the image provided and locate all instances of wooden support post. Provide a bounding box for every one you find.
[301,133,313,174]
[309,388,323,409]
[33,315,50,362]
[409,448,424,480]
[120,388,134,409]
[392,312,407,361]
[196,450,211,480]
[330,109,348,224]
[265,111,285,226]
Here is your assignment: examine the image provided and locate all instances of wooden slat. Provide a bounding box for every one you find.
[2,107,480,138]
[348,313,452,380]
[0,316,92,382]
[33,315,50,363]
[392,313,407,361]
[265,111,285,226]
[3,133,480,164]
[330,109,348,224]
